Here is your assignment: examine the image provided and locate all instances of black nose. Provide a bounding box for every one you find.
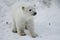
[34,12,37,15]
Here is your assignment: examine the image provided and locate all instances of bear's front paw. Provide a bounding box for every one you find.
[12,30,17,33]
[20,33,26,36]
[18,33,26,36]
[31,34,38,38]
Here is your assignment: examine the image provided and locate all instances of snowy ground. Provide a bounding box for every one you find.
[0,0,60,40]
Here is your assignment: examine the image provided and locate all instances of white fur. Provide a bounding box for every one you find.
[12,4,37,38]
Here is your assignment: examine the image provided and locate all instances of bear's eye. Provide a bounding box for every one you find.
[29,9,32,11]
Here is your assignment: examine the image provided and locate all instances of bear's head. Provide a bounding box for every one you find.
[21,5,37,16]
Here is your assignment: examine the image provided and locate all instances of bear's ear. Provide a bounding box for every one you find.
[22,6,25,10]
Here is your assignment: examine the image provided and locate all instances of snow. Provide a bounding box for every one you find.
[0,0,60,40]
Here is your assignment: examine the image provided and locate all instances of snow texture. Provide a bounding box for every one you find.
[0,0,60,40]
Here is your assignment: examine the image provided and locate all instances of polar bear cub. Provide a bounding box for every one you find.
[12,4,38,38]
